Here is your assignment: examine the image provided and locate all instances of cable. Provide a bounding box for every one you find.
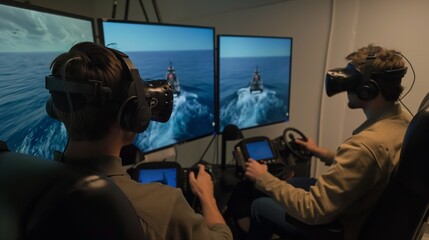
[124,0,130,20]
[214,134,219,165]
[196,134,217,164]
[111,0,118,19]
[151,0,162,23]
[399,99,414,117]
[396,51,416,101]
[394,51,416,117]
[60,57,81,162]
[138,0,149,22]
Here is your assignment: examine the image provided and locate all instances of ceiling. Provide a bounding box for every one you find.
[21,0,293,23]
[143,0,293,22]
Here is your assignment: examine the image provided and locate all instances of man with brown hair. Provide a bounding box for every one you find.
[245,44,411,240]
[47,42,232,239]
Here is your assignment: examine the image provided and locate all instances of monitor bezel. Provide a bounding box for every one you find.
[97,18,217,154]
[216,34,293,133]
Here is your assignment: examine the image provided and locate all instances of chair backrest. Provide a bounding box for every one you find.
[0,142,144,240]
[360,96,429,239]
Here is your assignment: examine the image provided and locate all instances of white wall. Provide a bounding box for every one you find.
[16,0,429,173]
[150,0,333,168]
[20,0,332,168]
[180,0,429,175]
[316,0,429,176]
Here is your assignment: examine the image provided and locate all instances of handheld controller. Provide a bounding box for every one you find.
[181,165,214,212]
[233,136,280,177]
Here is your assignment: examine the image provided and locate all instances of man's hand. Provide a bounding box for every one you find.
[245,159,268,182]
[295,137,319,154]
[295,137,335,165]
[188,164,226,226]
[188,164,213,201]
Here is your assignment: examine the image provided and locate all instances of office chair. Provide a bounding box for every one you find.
[0,141,144,240]
[282,94,429,240]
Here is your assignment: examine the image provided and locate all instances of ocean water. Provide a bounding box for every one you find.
[3,50,292,157]
[0,52,66,159]
[129,50,215,153]
[219,56,291,132]
[0,50,215,158]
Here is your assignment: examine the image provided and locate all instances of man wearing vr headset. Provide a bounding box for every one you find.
[244,44,411,239]
[45,42,232,239]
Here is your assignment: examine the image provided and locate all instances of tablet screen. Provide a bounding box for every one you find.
[138,168,178,187]
[244,139,274,161]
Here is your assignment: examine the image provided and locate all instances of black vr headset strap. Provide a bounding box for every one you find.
[362,47,378,87]
[46,76,110,96]
[107,48,152,133]
[107,48,173,125]
[109,49,148,112]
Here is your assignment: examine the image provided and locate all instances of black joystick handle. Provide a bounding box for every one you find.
[191,165,214,179]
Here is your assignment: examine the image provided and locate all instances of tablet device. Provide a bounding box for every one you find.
[133,162,182,188]
[238,136,277,162]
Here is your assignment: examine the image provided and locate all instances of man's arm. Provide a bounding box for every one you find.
[245,139,381,225]
[188,164,226,226]
[295,137,336,165]
[244,159,268,182]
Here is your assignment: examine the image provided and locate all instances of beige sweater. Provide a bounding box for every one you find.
[255,103,411,239]
[56,153,232,240]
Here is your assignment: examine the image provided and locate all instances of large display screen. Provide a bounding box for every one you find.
[0,0,95,159]
[218,35,292,132]
[99,19,216,154]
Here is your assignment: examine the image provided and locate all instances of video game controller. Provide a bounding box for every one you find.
[182,165,214,212]
[189,165,214,179]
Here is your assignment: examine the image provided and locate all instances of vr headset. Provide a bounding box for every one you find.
[45,76,173,122]
[325,63,408,98]
[45,49,173,133]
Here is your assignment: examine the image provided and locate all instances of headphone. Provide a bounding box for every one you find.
[354,47,380,101]
[45,48,173,133]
